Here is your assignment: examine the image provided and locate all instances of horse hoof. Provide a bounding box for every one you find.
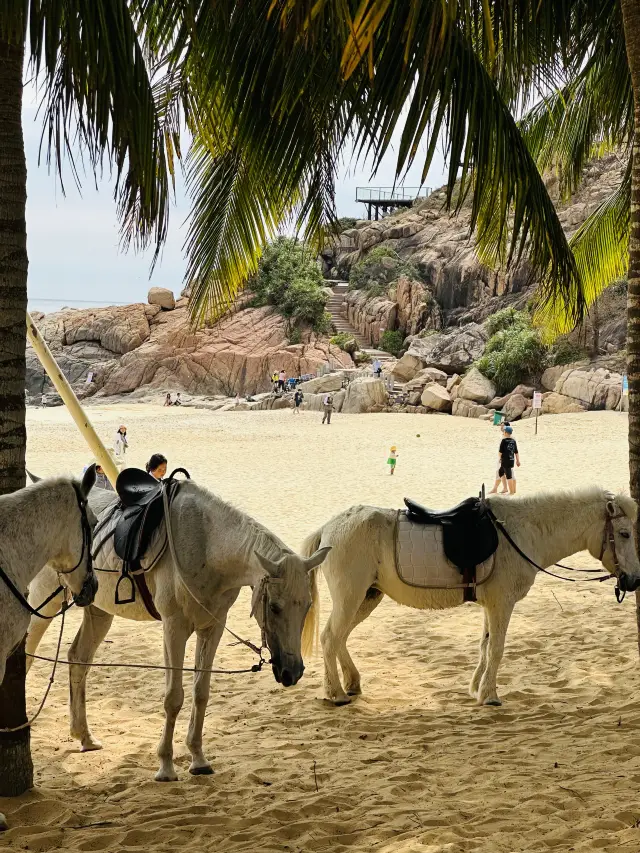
[80,739,103,752]
[0,813,8,832]
[333,697,352,707]
[189,765,214,776]
[155,770,179,782]
[483,698,502,707]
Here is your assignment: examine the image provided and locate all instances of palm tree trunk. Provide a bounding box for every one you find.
[0,32,32,795]
[620,0,640,656]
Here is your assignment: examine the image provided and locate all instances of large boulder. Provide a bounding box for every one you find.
[148,287,176,310]
[452,399,489,418]
[503,393,529,421]
[300,389,346,412]
[401,323,488,375]
[542,392,589,415]
[342,378,389,413]
[298,373,344,394]
[457,367,496,405]
[421,383,452,412]
[403,367,448,392]
[393,352,427,382]
[553,367,622,410]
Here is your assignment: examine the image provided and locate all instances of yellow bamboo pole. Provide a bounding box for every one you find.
[26,312,119,488]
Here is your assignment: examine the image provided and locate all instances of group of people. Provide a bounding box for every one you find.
[164,393,182,406]
[92,423,169,491]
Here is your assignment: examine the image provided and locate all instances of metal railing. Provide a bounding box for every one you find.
[355,186,432,203]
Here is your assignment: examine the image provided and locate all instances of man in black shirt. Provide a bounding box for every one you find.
[494,425,520,495]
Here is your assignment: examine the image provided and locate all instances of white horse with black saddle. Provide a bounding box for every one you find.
[0,467,97,687]
[26,473,329,782]
[301,487,640,707]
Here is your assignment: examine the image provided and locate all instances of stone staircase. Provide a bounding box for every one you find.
[326,282,393,361]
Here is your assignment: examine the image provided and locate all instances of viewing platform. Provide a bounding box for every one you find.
[356,186,432,220]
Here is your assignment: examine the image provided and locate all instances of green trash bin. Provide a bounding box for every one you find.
[493,411,506,426]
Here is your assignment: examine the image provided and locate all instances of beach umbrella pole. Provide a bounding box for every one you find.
[26,312,119,488]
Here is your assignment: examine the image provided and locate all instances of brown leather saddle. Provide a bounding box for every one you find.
[110,467,190,618]
[403,494,499,601]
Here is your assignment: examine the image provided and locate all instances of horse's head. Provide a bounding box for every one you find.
[592,494,640,594]
[252,546,331,687]
[48,465,98,607]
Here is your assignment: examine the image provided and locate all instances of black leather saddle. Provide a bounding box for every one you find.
[404,495,499,600]
[111,468,190,612]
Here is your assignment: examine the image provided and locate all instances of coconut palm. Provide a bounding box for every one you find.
[0,0,178,796]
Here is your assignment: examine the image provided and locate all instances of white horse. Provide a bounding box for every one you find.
[0,467,97,687]
[301,487,640,707]
[26,481,329,782]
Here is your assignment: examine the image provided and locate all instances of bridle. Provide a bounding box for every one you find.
[599,508,628,601]
[250,574,279,654]
[0,483,94,620]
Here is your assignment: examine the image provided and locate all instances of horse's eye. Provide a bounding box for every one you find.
[270,602,282,615]
[619,530,631,539]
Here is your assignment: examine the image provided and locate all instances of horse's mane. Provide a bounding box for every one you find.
[488,485,637,521]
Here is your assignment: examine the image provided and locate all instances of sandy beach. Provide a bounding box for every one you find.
[1,404,639,853]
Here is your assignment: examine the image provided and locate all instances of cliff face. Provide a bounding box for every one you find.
[322,154,626,345]
[27,296,352,402]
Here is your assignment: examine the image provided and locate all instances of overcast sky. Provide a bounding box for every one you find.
[24,89,448,313]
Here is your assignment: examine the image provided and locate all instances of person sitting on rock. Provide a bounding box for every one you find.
[146,453,168,480]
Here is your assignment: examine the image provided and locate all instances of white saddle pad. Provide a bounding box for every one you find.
[92,505,167,573]
[395,511,494,589]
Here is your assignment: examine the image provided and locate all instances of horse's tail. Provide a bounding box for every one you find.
[301,528,323,657]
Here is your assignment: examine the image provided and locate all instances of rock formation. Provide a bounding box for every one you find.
[27,296,352,402]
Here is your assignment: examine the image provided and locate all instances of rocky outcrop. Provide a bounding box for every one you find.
[394,276,443,336]
[452,399,489,418]
[148,287,176,310]
[541,392,589,415]
[343,289,397,346]
[503,393,530,421]
[27,301,352,401]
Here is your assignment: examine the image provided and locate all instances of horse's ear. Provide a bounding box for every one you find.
[80,464,97,499]
[607,499,618,517]
[304,546,331,572]
[255,552,286,578]
[26,469,41,483]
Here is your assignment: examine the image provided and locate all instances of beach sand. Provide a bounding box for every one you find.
[1,405,640,853]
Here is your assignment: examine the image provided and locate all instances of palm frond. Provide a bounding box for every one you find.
[535,159,631,334]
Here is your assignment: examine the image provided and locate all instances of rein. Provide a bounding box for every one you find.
[0,483,92,620]
[484,504,617,588]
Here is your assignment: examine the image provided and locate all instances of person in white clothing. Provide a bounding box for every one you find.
[322,393,334,424]
[113,425,128,462]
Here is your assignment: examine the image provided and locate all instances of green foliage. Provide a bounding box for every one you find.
[485,308,530,336]
[349,247,421,294]
[550,338,588,366]
[379,330,404,357]
[330,333,358,352]
[248,238,330,333]
[477,320,549,394]
[288,327,302,345]
[332,217,358,233]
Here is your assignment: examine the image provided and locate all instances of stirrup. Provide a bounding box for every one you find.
[115,572,136,605]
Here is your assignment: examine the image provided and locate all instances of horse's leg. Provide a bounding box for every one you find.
[469,609,489,699]
[477,600,515,707]
[68,605,114,750]
[25,571,63,673]
[185,622,225,775]
[156,615,192,782]
[337,588,384,696]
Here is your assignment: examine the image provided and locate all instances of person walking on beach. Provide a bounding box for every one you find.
[489,420,512,494]
[278,369,286,391]
[322,393,334,424]
[490,425,520,495]
[146,453,168,480]
[293,389,304,414]
[387,445,398,475]
[113,425,128,463]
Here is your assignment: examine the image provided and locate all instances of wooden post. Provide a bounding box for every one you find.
[26,312,119,487]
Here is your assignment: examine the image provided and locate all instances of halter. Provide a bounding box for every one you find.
[250,574,279,653]
[0,482,94,619]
